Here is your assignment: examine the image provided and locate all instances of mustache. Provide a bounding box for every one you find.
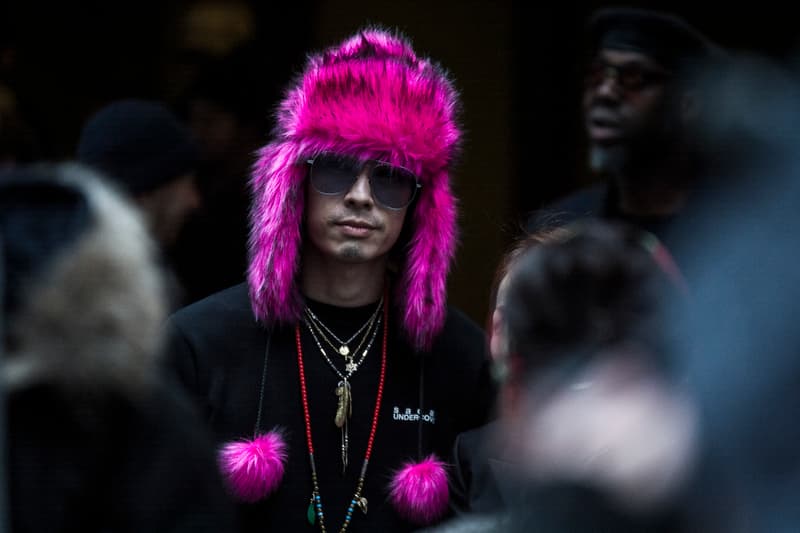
[587,107,622,124]
[587,92,621,108]
[586,98,627,124]
[330,213,383,229]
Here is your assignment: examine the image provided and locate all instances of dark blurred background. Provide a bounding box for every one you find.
[2,0,797,324]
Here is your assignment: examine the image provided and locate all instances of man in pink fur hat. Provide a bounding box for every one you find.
[165,27,496,532]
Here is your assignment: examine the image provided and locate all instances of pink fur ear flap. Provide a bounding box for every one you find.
[389,454,449,525]
[218,430,288,503]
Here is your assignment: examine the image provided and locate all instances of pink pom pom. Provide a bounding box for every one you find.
[389,454,449,525]
[218,430,288,502]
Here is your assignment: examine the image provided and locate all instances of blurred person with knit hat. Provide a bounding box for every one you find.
[77,99,203,308]
[77,99,202,249]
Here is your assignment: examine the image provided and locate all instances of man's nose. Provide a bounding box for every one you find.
[593,68,622,99]
[343,170,374,207]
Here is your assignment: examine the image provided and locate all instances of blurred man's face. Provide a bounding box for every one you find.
[583,49,673,173]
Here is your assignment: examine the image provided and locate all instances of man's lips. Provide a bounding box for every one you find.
[337,218,377,229]
[587,111,623,142]
[336,218,378,236]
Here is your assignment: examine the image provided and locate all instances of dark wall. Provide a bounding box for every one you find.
[3,1,313,157]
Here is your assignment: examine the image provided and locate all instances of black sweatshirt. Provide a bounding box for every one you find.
[165,283,496,532]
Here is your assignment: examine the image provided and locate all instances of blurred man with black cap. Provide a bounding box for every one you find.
[77,99,202,249]
[529,7,723,248]
[77,99,203,307]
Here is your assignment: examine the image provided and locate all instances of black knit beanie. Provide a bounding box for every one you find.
[76,99,198,195]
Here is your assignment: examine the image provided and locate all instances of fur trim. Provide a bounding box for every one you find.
[218,430,288,502]
[3,163,167,392]
[248,27,461,350]
[389,454,450,525]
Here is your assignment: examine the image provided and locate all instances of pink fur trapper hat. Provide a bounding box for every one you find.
[248,27,462,351]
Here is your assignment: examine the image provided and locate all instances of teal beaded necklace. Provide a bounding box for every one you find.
[295,296,388,532]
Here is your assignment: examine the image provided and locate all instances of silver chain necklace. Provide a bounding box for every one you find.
[304,296,383,357]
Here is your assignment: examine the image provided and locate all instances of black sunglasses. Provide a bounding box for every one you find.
[306,154,421,210]
[585,60,671,92]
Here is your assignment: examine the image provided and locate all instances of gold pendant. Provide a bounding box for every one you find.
[335,381,351,428]
[339,345,350,356]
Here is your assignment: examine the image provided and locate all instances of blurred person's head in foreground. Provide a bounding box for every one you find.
[1,163,166,389]
[77,99,202,247]
[487,221,573,380]
[0,163,235,531]
[495,220,696,531]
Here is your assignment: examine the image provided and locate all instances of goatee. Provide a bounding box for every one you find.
[340,243,365,261]
[589,144,628,175]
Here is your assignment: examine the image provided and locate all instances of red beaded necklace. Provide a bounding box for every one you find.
[295,296,388,533]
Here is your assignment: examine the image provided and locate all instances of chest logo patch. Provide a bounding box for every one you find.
[392,406,436,424]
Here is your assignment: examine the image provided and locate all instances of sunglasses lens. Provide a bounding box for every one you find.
[618,66,648,91]
[308,156,418,209]
[310,156,358,195]
[370,163,417,209]
[586,61,669,92]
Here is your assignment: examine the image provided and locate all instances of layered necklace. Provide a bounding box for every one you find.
[304,298,383,473]
[304,296,383,364]
[296,295,388,532]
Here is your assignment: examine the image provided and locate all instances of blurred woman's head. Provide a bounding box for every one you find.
[496,220,697,518]
[488,224,572,378]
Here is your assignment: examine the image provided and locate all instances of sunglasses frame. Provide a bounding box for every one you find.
[585,60,672,92]
[305,155,421,210]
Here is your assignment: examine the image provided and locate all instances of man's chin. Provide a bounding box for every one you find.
[588,144,628,174]
[339,243,366,261]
